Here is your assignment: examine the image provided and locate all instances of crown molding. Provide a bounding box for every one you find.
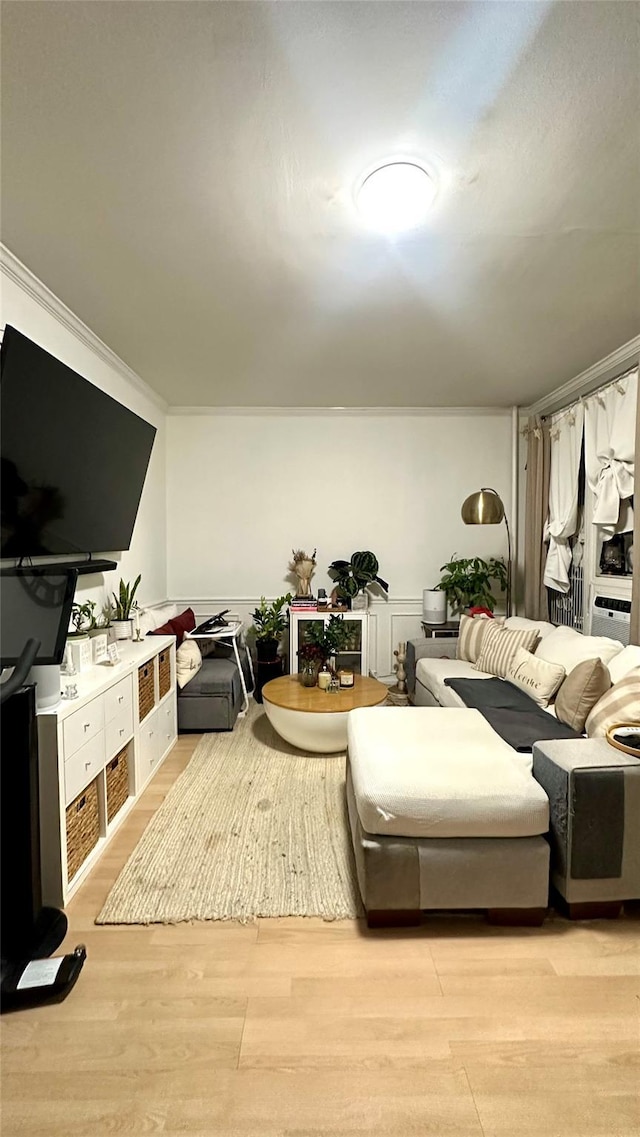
[524,335,640,417]
[0,244,168,413]
[167,405,512,417]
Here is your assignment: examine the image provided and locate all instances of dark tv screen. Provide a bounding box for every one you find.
[0,567,77,666]
[1,326,156,558]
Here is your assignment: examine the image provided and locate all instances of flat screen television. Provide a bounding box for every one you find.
[0,567,78,666]
[1,326,157,558]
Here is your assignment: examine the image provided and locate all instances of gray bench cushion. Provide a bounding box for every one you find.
[179,657,242,699]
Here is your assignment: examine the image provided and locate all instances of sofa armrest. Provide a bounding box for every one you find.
[405,637,459,698]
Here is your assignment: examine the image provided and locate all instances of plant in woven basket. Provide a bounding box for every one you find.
[328,551,389,604]
[436,555,507,614]
[111,575,141,621]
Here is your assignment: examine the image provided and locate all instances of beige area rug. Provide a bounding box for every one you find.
[96,703,362,924]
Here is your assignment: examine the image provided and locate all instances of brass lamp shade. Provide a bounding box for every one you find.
[461,488,505,525]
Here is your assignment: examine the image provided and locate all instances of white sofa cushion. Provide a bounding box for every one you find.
[416,657,495,707]
[504,616,556,640]
[348,707,550,839]
[534,626,624,674]
[608,645,640,686]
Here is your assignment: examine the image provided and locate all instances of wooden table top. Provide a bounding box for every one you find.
[262,674,388,714]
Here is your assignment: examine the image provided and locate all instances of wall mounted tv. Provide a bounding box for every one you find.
[1,326,157,559]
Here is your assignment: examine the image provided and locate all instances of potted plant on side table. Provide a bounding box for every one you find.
[110,574,141,640]
[436,555,507,616]
[250,593,293,702]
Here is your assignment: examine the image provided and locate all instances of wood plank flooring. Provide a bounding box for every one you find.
[2,732,639,1136]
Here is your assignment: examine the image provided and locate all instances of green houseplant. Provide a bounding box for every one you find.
[111,574,141,640]
[436,555,508,615]
[68,600,96,640]
[328,551,389,609]
[302,614,351,671]
[251,594,293,662]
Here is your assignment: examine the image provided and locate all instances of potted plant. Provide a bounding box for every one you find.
[436,555,508,615]
[303,614,351,672]
[111,574,141,640]
[328,551,389,609]
[250,594,293,663]
[68,600,95,640]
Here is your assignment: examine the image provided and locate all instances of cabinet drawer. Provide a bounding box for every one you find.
[63,697,104,759]
[137,708,161,786]
[105,703,134,761]
[158,698,176,754]
[64,732,105,806]
[104,675,133,724]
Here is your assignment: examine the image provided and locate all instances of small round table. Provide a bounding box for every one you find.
[262,674,388,754]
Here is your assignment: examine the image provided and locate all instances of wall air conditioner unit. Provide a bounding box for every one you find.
[591,594,631,646]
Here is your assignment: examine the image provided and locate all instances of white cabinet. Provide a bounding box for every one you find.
[38,636,177,906]
[289,611,370,676]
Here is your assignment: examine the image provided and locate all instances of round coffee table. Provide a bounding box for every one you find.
[262,674,388,754]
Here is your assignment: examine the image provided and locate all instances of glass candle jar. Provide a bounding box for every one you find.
[339,669,354,688]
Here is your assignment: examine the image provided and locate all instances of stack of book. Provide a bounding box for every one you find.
[289,596,318,611]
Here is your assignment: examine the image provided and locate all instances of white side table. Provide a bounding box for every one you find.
[186,622,255,716]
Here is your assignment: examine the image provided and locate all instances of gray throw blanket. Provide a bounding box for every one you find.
[444,677,582,751]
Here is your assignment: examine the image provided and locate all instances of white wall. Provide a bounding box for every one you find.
[0,254,168,615]
[167,410,513,675]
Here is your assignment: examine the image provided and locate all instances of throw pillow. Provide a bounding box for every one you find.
[175,639,203,689]
[554,658,611,732]
[506,646,566,707]
[535,626,624,675]
[456,614,493,663]
[151,620,176,637]
[585,667,640,738]
[169,607,197,646]
[504,616,556,640]
[475,624,540,679]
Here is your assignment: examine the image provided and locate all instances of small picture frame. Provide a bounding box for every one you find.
[92,633,109,665]
[107,642,121,665]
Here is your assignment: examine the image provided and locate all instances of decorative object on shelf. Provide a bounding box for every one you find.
[68,600,95,640]
[436,553,507,616]
[62,681,78,700]
[328,550,389,609]
[317,588,329,610]
[289,549,317,597]
[327,675,340,694]
[68,636,93,674]
[599,533,627,575]
[422,589,447,625]
[387,641,410,706]
[317,665,331,690]
[110,574,142,640]
[460,488,512,615]
[91,633,109,665]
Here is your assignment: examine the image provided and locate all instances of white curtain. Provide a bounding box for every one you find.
[584,370,638,537]
[543,403,585,593]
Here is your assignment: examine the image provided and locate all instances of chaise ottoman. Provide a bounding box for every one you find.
[347,707,551,927]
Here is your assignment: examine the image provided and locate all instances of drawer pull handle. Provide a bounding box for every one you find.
[85,761,91,770]
[118,695,124,703]
[119,728,124,735]
[83,723,91,731]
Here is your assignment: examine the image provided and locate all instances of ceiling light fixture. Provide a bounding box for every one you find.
[356,161,436,234]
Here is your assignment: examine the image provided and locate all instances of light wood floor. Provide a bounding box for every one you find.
[2,732,639,1137]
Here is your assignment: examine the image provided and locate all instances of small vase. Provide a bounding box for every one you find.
[299,661,318,687]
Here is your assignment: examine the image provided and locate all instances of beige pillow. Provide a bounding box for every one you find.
[457,614,493,663]
[506,647,565,708]
[608,645,640,686]
[585,667,640,738]
[554,658,611,732]
[475,624,540,679]
[176,639,203,689]
[535,626,624,674]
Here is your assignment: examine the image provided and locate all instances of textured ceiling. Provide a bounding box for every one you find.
[1,1,638,408]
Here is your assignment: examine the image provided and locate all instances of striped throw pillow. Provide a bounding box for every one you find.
[475,624,540,679]
[585,667,640,738]
[456,614,494,663]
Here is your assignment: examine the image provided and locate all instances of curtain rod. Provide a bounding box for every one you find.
[539,363,637,422]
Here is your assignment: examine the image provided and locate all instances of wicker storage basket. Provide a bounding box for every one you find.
[158,649,171,700]
[106,745,129,824]
[66,778,100,881]
[138,660,155,722]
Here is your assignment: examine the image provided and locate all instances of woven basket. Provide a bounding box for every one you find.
[158,649,171,700]
[138,661,155,722]
[66,778,100,881]
[106,745,129,824]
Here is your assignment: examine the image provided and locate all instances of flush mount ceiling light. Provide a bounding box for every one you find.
[355,161,437,234]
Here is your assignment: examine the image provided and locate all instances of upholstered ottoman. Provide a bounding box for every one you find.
[347,707,551,927]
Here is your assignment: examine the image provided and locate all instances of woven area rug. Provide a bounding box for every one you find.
[96,703,362,924]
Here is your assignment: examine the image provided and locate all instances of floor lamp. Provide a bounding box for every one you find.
[461,487,512,617]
